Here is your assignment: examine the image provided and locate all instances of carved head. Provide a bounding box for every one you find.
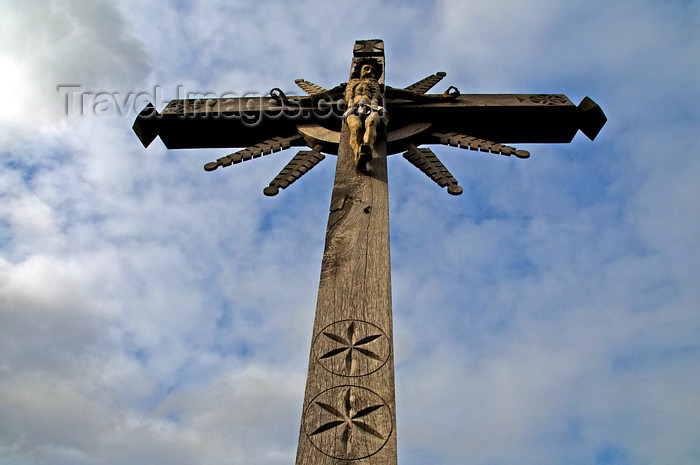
[352,58,382,80]
[361,64,376,79]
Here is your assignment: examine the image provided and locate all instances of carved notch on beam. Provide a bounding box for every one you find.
[403,72,447,94]
[294,79,329,96]
[203,135,303,171]
[403,144,463,195]
[431,132,530,159]
[263,145,326,196]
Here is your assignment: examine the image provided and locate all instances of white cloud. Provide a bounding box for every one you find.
[0,0,150,133]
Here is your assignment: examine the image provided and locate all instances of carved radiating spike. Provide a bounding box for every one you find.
[203,135,303,171]
[404,71,447,94]
[431,132,530,159]
[294,79,328,95]
[403,144,463,195]
[310,421,344,436]
[263,145,325,196]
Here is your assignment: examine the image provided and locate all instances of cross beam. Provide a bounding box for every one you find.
[133,92,605,151]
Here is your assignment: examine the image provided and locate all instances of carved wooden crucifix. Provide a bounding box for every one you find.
[133,39,606,465]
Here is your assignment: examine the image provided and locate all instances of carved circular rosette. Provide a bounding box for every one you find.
[304,385,393,460]
[529,94,568,105]
[313,319,390,377]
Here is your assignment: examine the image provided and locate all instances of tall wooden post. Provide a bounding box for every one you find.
[295,40,397,465]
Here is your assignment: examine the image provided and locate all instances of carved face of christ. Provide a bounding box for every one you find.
[360,64,376,79]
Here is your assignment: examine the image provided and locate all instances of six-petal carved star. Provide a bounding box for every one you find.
[529,94,568,105]
[319,321,383,373]
[309,387,386,457]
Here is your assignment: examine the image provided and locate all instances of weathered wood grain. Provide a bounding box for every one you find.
[295,124,395,465]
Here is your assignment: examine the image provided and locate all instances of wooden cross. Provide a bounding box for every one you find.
[133,39,606,465]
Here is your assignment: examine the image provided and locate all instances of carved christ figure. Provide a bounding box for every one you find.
[344,60,388,172]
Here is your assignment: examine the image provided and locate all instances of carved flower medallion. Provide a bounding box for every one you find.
[314,319,390,377]
[528,94,568,105]
[304,385,392,460]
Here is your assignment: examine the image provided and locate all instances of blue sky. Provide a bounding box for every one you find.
[0,1,698,464]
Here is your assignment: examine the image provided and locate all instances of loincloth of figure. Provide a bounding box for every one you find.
[343,101,387,121]
[343,79,388,122]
